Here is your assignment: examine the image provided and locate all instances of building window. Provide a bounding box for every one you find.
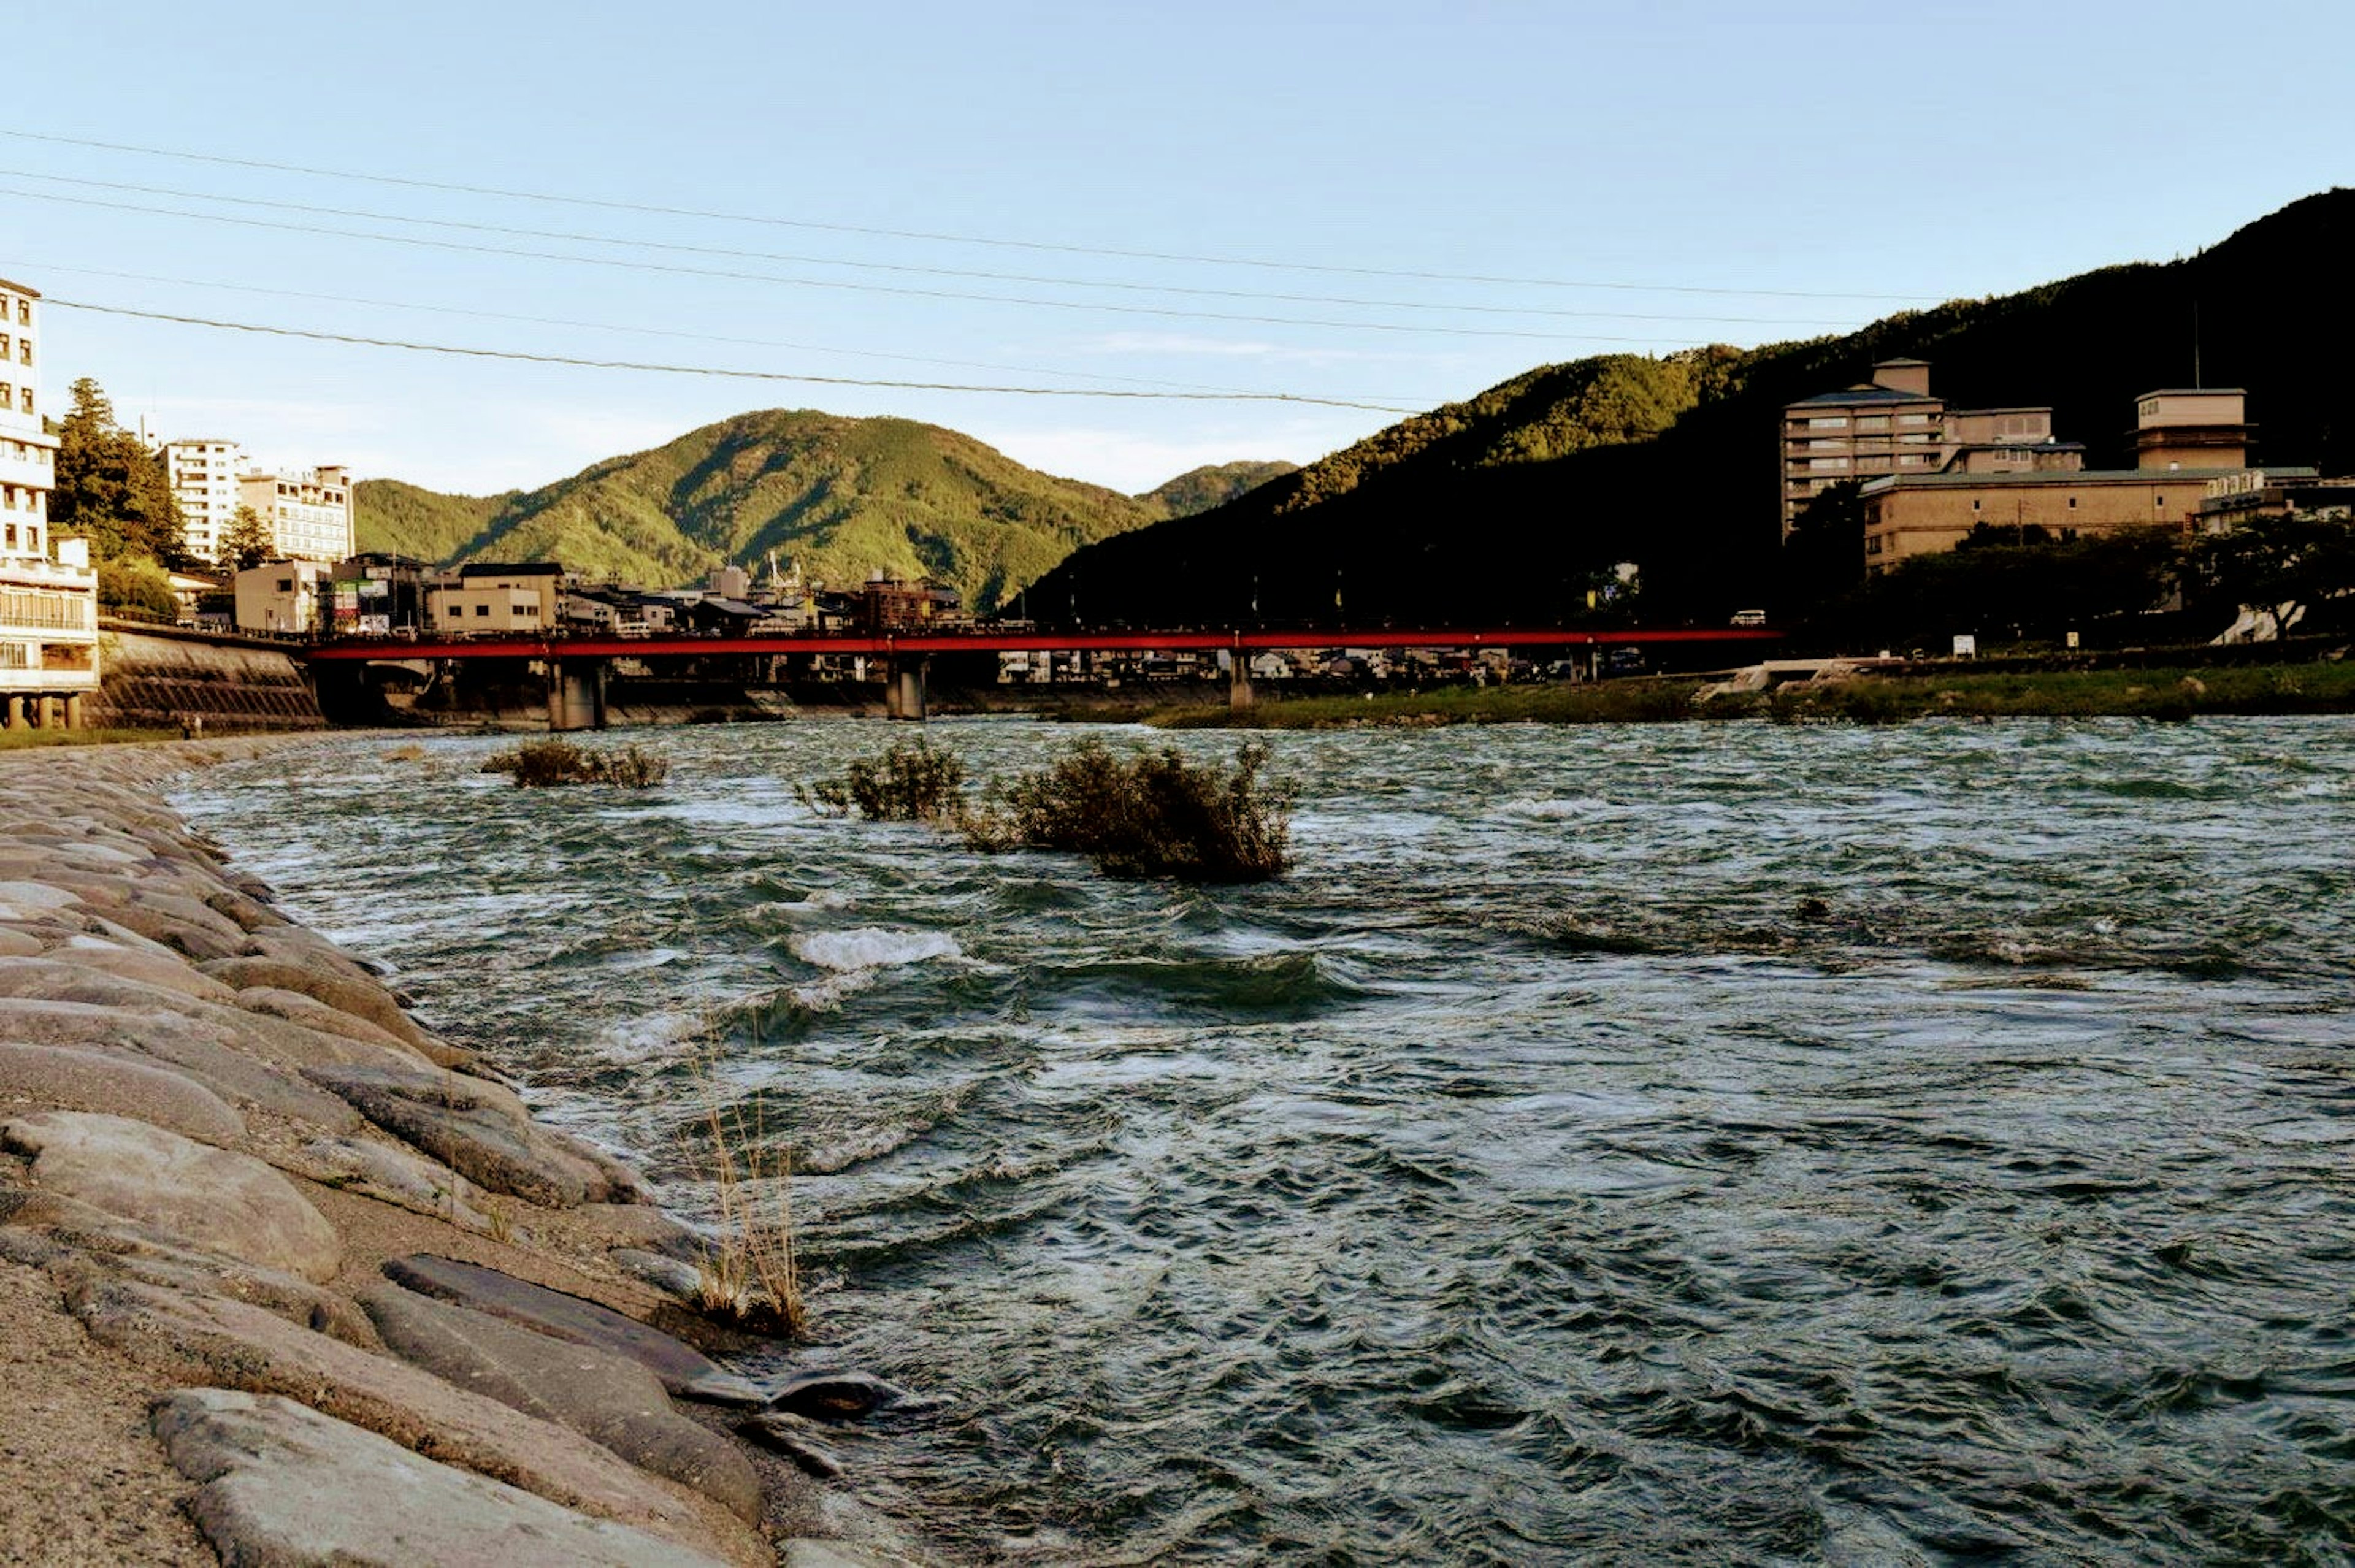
[1972,500,1982,512]
[1806,416,1848,430]
[1857,416,1889,432]
[1899,413,1934,426]
[475,603,489,616]
[2068,497,2077,509]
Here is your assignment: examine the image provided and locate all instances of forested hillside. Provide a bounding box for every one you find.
[1026,188,2355,624]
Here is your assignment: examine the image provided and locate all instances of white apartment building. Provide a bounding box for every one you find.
[0,277,99,727]
[162,439,246,564]
[239,464,354,564]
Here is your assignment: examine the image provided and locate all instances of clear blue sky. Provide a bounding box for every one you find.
[9,1,2349,495]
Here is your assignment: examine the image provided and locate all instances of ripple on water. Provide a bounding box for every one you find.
[171,715,2355,1564]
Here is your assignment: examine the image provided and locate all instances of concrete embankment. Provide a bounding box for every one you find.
[90,627,327,734]
[0,738,917,1566]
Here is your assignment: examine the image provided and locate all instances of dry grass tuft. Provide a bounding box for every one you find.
[683,1085,807,1338]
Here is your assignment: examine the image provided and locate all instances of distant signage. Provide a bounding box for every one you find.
[359,614,391,635]
[1951,633,1978,658]
[333,588,360,611]
[364,565,389,581]
[356,578,388,599]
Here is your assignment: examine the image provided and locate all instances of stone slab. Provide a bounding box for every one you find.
[154,1390,727,1568]
[304,1062,623,1209]
[359,1280,764,1522]
[1,1111,340,1282]
[0,1041,247,1146]
[382,1254,765,1407]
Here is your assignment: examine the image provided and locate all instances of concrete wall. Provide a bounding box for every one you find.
[88,629,325,733]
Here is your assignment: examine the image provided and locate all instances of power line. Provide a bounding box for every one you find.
[0,167,1864,330]
[45,297,1432,412]
[27,259,1462,402]
[0,128,1940,304]
[2,185,1752,345]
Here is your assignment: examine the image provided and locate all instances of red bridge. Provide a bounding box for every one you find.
[306,624,1782,726]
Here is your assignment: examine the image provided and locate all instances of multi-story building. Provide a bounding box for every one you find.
[1780,359,2076,536]
[161,439,245,565]
[0,277,99,727]
[427,561,565,634]
[232,560,330,635]
[240,464,354,564]
[1860,389,2256,568]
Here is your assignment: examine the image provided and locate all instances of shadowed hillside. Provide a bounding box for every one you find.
[1138,461,1298,519]
[1024,189,2355,625]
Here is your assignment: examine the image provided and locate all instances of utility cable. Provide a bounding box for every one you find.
[1,185,1738,345]
[0,128,1939,304]
[0,167,1862,330]
[25,259,1462,402]
[45,297,1431,412]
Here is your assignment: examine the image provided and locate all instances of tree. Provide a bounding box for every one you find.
[49,377,188,567]
[218,505,275,573]
[2187,511,2355,638]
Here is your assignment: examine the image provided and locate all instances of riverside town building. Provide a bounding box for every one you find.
[0,278,99,729]
[162,443,356,566]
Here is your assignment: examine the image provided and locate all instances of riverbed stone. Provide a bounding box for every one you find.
[1,1111,341,1282]
[201,886,287,932]
[0,998,359,1128]
[153,1390,728,1568]
[236,985,419,1055]
[0,1042,247,1145]
[0,1189,373,1347]
[359,1280,765,1522]
[47,937,243,1003]
[382,1254,766,1407]
[75,1279,756,1562]
[89,900,248,963]
[612,1247,706,1299]
[304,1061,629,1208]
[204,953,459,1060]
[293,1135,502,1235]
[767,1371,936,1424]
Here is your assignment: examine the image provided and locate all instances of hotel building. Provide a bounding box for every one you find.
[0,278,100,726]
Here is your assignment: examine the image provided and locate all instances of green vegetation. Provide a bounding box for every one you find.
[0,725,180,751]
[1157,659,2355,729]
[47,378,190,613]
[356,411,1179,613]
[350,479,518,565]
[218,505,277,573]
[1026,189,2355,628]
[961,740,1294,881]
[1136,461,1298,519]
[798,737,966,820]
[481,738,670,787]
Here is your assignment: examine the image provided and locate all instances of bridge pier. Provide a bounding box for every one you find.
[546,657,607,733]
[1228,653,1253,713]
[884,656,928,722]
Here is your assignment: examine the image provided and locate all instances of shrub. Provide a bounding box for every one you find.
[962,739,1293,881]
[800,738,965,820]
[482,738,668,787]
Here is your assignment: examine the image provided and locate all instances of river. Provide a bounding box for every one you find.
[174,717,2355,1564]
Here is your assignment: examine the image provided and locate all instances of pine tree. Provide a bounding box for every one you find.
[218,505,275,572]
[49,377,187,568]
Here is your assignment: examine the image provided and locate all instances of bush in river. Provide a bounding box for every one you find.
[961,739,1293,881]
[481,738,669,788]
[800,738,965,821]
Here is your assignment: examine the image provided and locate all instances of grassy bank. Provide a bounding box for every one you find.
[0,725,183,750]
[1151,659,2355,729]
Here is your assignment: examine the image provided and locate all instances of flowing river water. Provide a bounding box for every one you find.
[175,717,2355,1564]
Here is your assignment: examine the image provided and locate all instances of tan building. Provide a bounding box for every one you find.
[239,465,354,564]
[1860,388,2255,568]
[428,562,565,634]
[161,439,245,565]
[233,560,329,635]
[0,277,99,728]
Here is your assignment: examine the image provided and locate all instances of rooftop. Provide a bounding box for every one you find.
[1858,466,2277,493]
[458,560,565,578]
[0,278,41,300]
[2134,388,2248,399]
[1786,386,1943,409]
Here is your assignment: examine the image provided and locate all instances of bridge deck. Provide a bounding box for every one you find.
[307,626,1780,661]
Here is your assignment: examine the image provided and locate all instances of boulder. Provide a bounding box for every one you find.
[86,900,247,963]
[382,1255,765,1407]
[77,1280,756,1563]
[1,1111,341,1282]
[204,954,431,1047]
[47,936,243,1003]
[154,1390,728,1568]
[0,1192,373,1347]
[0,997,361,1130]
[767,1371,935,1425]
[359,1281,765,1522]
[0,1041,247,1146]
[737,1410,849,1480]
[304,1062,632,1209]
[294,1135,503,1236]
[237,985,419,1055]
[612,1247,706,1300]
[581,1203,710,1264]
[202,886,287,931]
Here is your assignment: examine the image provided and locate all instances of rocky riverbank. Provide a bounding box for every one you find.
[0,738,921,1566]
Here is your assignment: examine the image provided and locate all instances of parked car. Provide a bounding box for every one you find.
[1729,608,1768,627]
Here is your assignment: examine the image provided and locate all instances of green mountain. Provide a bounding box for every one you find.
[354,411,1169,613]
[351,480,517,565]
[1025,188,2355,625]
[1138,461,1298,519]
